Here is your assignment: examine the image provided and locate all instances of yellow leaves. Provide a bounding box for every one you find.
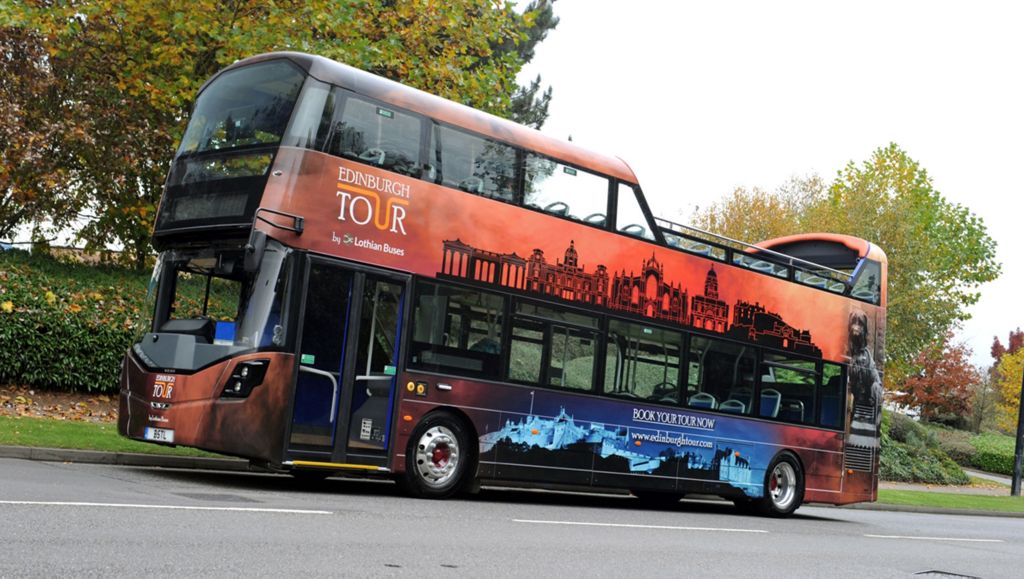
[1,301,12,314]
[67,303,83,314]
[45,291,56,305]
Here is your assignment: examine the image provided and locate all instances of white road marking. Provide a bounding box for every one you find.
[0,500,332,515]
[514,519,767,533]
[864,534,1004,543]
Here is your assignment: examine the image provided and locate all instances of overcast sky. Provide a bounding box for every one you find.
[518,0,1022,367]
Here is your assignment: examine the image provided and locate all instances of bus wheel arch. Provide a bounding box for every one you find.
[400,409,477,499]
[755,450,805,517]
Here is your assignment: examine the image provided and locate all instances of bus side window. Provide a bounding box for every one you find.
[759,353,816,424]
[819,363,844,428]
[407,282,505,380]
[437,126,517,202]
[603,320,682,403]
[685,337,753,414]
[507,301,598,391]
[323,92,423,178]
[615,183,655,240]
[524,153,609,225]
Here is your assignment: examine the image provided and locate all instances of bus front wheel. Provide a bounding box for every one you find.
[401,412,473,499]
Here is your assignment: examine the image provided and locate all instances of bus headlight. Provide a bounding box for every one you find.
[221,359,270,398]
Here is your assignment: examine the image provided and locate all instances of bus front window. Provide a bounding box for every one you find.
[136,242,293,371]
[155,59,307,242]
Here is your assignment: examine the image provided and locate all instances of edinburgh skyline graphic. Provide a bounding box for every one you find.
[439,238,821,356]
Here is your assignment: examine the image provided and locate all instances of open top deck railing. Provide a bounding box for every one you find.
[653,216,855,295]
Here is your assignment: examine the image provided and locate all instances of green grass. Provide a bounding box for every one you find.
[0,416,220,457]
[877,489,1024,513]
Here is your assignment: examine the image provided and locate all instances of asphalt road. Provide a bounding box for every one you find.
[0,458,1021,578]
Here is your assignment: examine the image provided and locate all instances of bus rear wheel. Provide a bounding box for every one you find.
[751,453,804,517]
[401,412,473,499]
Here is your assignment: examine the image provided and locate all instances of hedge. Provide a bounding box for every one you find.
[969,432,1016,476]
[0,249,149,393]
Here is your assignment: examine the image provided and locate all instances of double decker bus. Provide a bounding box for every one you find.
[119,52,886,516]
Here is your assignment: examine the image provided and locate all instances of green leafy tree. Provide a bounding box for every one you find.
[693,144,1001,384]
[3,0,556,268]
[691,175,825,243]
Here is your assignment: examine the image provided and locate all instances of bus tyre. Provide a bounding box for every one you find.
[755,453,804,517]
[402,412,473,499]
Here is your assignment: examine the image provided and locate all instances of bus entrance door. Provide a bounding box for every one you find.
[343,277,404,454]
[287,259,406,466]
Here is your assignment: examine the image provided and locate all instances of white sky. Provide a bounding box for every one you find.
[518,0,1022,368]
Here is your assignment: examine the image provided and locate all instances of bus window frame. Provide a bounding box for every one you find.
[318,86,433,180]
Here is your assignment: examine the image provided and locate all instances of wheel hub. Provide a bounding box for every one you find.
[414,425,460,489]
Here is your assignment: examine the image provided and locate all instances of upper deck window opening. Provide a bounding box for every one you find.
[437,126,518,201]
[524,154,609,225]
[851,259,882,304]
[321,91,424,178]
[178,60,305,156]
[616,183,655,240]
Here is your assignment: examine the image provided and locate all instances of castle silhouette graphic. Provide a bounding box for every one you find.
[439,238,821,356]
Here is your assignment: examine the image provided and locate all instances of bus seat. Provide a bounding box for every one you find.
[820,395,840,428]
[759,388,781,417]
[688,392,717,410]
[650,383,679,403]
[719,399,746,414]
[778,399,805,422]
[458,176,483,193]
[358,148,386,166]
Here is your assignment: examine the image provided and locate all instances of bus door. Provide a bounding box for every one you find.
[287,258,407,464]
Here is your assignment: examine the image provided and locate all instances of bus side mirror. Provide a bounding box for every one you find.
[244,230,267,273]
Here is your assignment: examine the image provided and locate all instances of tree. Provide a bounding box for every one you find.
[991,328,1023,364]
[0,27,84,242]
[995,348,1024,434]
[692,144,1001,385]
[505,0,559,129]
[894,332,979,426]
[690,175,825,243]
[3,0,556,267]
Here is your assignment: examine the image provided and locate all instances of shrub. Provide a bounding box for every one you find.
[880,410,969,485]
[970,432,1016,475]
[0,249,149,392]
[933,427,977,467]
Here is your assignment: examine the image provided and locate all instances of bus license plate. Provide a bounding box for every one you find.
[144,427,174,444]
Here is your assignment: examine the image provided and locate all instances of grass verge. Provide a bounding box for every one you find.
[877,489,1024,513]
[0,416,220,457]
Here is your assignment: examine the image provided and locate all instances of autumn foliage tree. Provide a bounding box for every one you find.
[692,144,1001,385]
[895,332,979,426]
[994,348,1024,434]
[1,0,557,268]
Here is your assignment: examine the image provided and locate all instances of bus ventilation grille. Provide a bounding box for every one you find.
[844,445,875,472]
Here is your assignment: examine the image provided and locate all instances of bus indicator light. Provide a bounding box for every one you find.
[406,381,415,392]
[403,415,413,422]
[635,440,642,447]
[415,382,427,396]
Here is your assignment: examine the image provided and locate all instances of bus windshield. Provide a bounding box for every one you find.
[137,241,293,371]
[178,59,305,156]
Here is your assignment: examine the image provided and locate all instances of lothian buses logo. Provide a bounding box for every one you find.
[336,166,410,235]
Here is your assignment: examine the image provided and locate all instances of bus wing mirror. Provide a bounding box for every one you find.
[244,230,267,273]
